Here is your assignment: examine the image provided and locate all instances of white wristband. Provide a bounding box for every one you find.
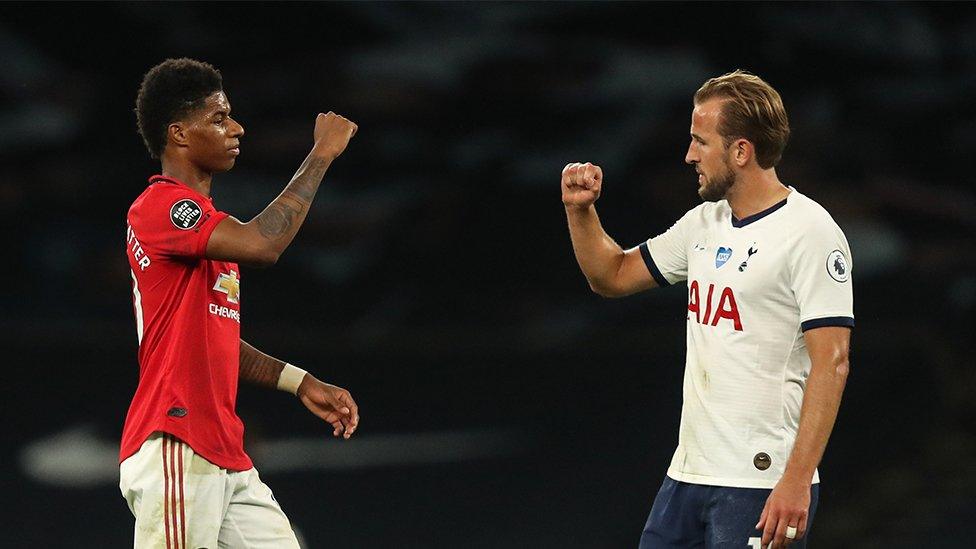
[277,363,308,395]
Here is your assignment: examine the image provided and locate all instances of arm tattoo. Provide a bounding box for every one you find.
[239,339,285,390]
[256,201,300,239]
[286,155,329,202]
[252,154,330,243]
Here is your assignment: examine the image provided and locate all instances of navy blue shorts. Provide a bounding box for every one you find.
[638,477,820,548]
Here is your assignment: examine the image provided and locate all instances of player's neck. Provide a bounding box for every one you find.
[725,169,790,220]
[160,159,213,198]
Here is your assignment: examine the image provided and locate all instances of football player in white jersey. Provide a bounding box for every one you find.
[562,71,853,548]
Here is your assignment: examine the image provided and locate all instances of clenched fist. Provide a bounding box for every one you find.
[313,111,358,160]
[561,162,603,209]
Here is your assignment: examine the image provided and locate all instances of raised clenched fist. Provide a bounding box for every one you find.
[561,162,603,209]
[313,111,358,160]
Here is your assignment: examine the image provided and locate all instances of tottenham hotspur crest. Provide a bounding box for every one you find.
[826,250,849,283]
[213,270,240,303]
[738,245,759,272]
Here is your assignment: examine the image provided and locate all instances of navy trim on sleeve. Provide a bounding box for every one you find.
[639,242,670,287]
[801,316,855,332]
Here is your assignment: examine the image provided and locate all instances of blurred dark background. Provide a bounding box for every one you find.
[4,2,975,547]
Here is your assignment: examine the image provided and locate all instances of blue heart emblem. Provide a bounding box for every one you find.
[715,247,733,268]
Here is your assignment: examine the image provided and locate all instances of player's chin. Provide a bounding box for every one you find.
[698,180,726,202]
[696,182,709,200]
[213,158,237,172]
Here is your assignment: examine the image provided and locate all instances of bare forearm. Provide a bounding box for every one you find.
[239,339,286,390]
[248,149,334,257]
[565,205,626,291]
[783,356,849,481]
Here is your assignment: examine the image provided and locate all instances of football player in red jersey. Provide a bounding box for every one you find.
[120,58,359,548]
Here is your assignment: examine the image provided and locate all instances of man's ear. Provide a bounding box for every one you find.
[730,138,753,168]
[168,122,189,148]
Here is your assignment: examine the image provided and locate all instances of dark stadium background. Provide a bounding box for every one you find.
[4,2,975,547]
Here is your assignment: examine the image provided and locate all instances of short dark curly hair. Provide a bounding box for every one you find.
[135,58,223,159]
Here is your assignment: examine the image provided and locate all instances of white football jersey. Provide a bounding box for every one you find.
[641,187,853,489]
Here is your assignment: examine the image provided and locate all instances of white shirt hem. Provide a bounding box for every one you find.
[666,468,820,490]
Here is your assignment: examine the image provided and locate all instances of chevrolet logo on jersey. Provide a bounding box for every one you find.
[213,270,240,304]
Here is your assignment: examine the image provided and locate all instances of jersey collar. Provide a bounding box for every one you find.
[730,190,792,228]
[148,175,214,202]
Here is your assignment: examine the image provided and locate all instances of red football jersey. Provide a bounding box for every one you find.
[120,175,252,471]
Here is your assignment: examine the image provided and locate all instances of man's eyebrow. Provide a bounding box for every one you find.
[691,133,705,142]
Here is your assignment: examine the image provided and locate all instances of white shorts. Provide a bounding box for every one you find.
[119,432,300,549]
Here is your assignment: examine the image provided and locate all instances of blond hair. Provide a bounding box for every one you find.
[694,70,790,169]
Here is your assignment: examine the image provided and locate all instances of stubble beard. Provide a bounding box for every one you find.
[697,160,736,202]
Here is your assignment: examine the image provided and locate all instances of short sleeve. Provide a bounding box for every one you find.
[129,184,229,259]
[790,218,855,331]
[640,208,697,287]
